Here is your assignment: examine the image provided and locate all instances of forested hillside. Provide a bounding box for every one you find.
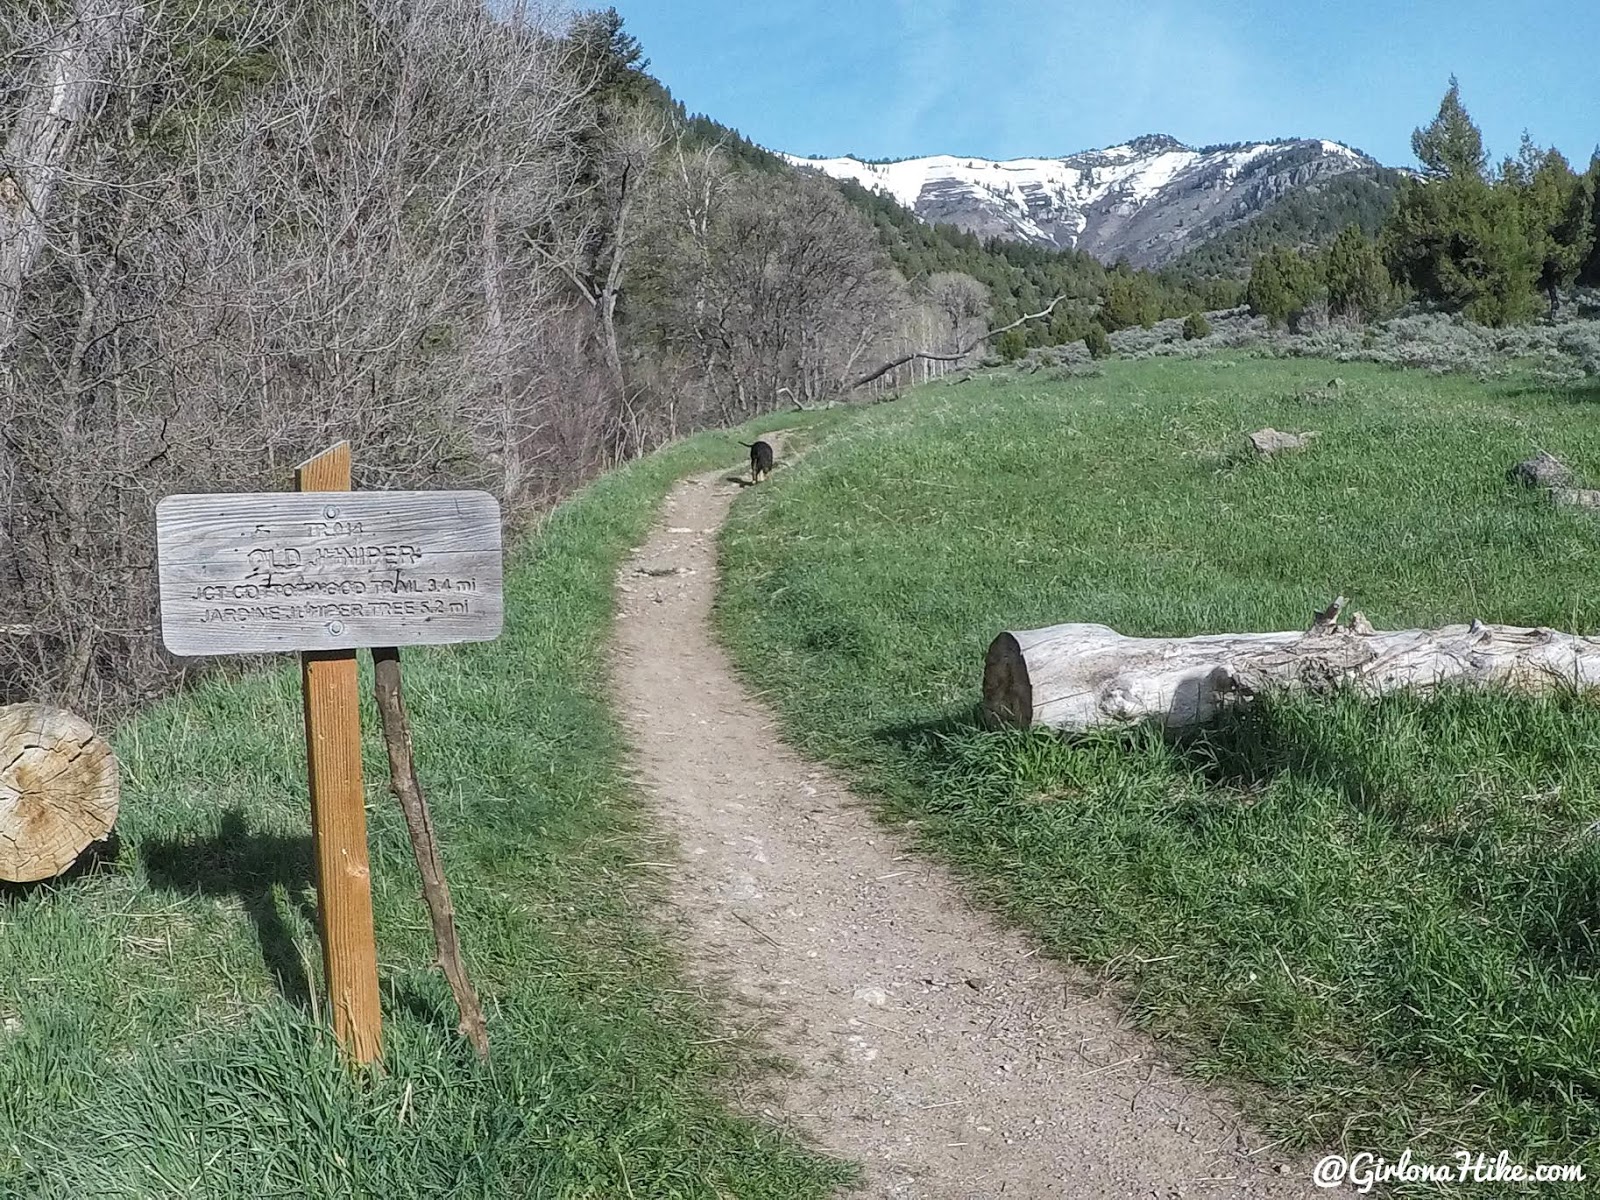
[1234,80,1599,328]
[0,0,1334,715]
[1166,169,1402,280]
[0,2,1005,711]
[6,4,1591,716]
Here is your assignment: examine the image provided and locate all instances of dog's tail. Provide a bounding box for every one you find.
[737,441,756,448]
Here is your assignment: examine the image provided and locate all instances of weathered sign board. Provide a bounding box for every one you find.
[148,447,502,1067]
[155,491,503,656]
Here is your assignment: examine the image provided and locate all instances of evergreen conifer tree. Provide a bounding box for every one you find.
[1411,75,1488,182]
[1505,141,1594,315]
[1382,79,1540,325]
[1580,153,1600,288]
[1246,246,1317,327]
[1324,225,1393,321]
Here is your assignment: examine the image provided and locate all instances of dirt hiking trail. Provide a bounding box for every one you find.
[611,454,1337,1199]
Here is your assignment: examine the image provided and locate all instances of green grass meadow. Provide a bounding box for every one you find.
[716,359,1600,1194]
[10,353,1600,1199]
[0,415,851,1199]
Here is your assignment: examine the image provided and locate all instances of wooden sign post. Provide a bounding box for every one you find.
[295,443,382,1064]
[154,442,503,1065]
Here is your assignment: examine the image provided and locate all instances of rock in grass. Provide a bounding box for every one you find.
[1550,487,1600,510]
[1507,451,1573,489]
[1247,428,1318,457]
[1297,378,1346,405]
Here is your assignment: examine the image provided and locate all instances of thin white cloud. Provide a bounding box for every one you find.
[888,0,960,150]
[1023,1,1251,151]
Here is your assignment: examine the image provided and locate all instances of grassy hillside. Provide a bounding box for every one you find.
[0,416,852,1199]
[715,359,1600,1196]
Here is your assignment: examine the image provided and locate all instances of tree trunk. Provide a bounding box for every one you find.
[0,0,141,367]
[0,703,119,882]
[983,615,1600,733]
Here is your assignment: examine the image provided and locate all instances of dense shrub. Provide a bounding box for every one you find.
[1084,323,1113,359]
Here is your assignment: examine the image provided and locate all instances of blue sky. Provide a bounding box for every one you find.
[609,1,1599,169]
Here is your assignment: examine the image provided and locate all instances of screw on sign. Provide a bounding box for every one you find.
[154,442,501,1064]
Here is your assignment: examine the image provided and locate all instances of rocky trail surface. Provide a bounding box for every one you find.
[610,455,1337,1199]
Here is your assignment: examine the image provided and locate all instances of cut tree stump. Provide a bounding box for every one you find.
[0,704,119,882]
[982,605,1600,733]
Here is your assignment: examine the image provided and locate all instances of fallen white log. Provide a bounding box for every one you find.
[1551,487,1600,510]
[982,604,1600,732]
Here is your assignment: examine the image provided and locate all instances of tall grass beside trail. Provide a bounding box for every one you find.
[716,359,1600,1197]
[0,414,852,1199]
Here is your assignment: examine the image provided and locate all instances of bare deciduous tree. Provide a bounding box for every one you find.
[0,1,934,715]
[0,0,601,711]
[651,167,904,417]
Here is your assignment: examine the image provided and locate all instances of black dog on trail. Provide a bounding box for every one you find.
[741,440,774,483]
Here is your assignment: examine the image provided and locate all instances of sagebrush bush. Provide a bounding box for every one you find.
[1116,298,1600,384]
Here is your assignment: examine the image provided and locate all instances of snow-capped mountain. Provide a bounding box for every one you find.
[780,133,1382,269]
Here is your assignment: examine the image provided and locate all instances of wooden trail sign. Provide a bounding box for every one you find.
[153,443,500,1065]
[154,490,503,656]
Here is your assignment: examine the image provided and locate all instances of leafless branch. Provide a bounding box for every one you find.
[847,294,1066,391]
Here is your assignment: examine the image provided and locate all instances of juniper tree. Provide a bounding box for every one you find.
[1411,75,1488,182]
[1084,323,1111,359]
[1324,225,1394,322]
[1581,153,1600,288]
[1502,139,1594,316]
[1245,246,1319,328]
[1383,80,1540,326]
[1099,268,1162,331]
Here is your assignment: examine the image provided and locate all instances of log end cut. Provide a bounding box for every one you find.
[982,633,1034,728]
[0,704,120,883]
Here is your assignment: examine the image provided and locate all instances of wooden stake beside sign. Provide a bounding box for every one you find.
[154,442,502,1064]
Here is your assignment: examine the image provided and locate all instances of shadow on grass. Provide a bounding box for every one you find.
[1499,379,1600,407]
[386,981,455,1028]
[871,706,986,753]
[0,830,123,903]
[142,808,318,1009]
[1563,381,1600,407]
[1171,703,1402,824]
[876,692,1401,825]
[1521,853,1600,973]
